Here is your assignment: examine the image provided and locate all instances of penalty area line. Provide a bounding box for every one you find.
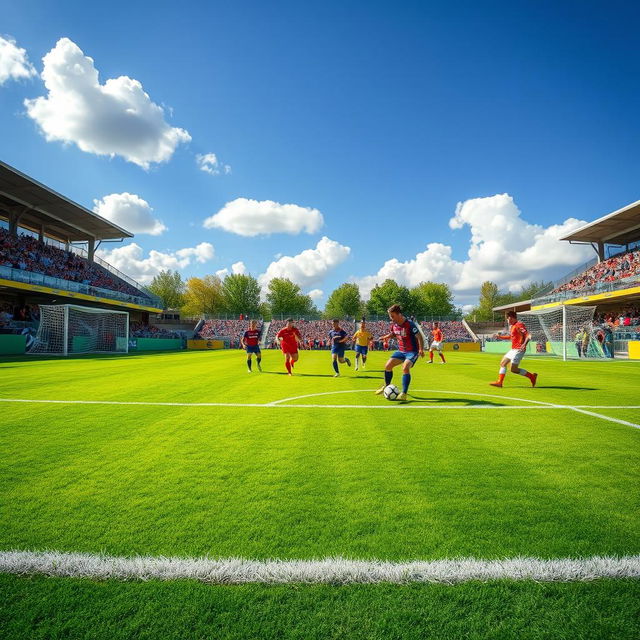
[1,550,638,585]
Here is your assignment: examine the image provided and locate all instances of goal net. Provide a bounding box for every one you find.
[28,305,129,356]
[518,305,608,360]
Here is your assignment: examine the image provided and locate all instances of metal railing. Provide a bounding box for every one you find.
[0,266,161,309]
[532,274,640,307]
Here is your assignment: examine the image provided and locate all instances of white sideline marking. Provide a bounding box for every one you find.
[0,389,638,428]
[568,407,640,430]
[1,550,638,584]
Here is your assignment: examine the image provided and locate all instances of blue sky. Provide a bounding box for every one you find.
[1,0,638,308]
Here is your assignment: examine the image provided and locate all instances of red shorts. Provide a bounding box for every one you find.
[281,346,298,356]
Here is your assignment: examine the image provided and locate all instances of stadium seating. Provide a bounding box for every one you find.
[196,319,264,348]
[0,228,149,299]
[553,248,640,294]
[264,318,474,349]
[129,322,183,339]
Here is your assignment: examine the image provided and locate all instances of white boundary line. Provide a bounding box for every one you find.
[1,389,638,427]
[1,550,638,584]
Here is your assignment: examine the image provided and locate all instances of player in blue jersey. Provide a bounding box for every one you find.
[329,318,351,377]
[241,319,262,372]
[375,304,425,402]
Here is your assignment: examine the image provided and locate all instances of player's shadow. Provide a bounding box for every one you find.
[406,395,503,406]
[536,385,597,391]
[261,371,337,378]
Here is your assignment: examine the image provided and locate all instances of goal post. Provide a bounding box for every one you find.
[28,304,129,356]
[518,305,607,360]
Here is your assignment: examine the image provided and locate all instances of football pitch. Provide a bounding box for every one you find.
[1,349,639,639]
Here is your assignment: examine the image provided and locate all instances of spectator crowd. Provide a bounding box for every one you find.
[554,248,640,294]
[196,319,264,348]
[0,228,148,299]
[264,318,474,349]
[129,322,182,339]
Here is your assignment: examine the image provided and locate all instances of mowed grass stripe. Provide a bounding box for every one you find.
[1,403,638,560]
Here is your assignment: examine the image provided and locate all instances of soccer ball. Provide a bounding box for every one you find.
[383,384,400,400]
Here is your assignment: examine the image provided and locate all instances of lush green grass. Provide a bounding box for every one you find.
[1,350,639,637]
[2,575,639,640]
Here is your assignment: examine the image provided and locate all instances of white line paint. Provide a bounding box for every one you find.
[269,388,558,407]
[1,389,638,427]
[1,550,638,584]
[568,407,640,430]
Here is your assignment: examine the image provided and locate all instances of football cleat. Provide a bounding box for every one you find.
[374,385,386,395]
[489,381,503,388]
[397,392,408,402]
[531,373,538,387]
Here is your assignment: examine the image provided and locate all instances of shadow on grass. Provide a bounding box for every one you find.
[535,386,598,391]
[406,395,503,406]
[261,371,337,378]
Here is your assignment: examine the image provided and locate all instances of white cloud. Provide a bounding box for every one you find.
[0,36,36,85]
[25,38,191,168]
[196,152,231,176]
[308,289,323,302]
[215,261,247,279]
[92,192,167,235]
[203,198,324,236]
[354,194,592,299]
[258,236,350,292]
[97,241,214,284]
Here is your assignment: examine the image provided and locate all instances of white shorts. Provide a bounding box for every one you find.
[505,348,525,365]
[430,341,442,351]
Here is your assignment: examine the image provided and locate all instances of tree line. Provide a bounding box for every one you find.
[147,270,458,319]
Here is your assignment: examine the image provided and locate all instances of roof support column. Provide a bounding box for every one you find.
[88,238,96,262]
[38,224,45,243]
[597,241,605,262]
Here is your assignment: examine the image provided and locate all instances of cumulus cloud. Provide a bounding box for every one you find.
[0,35,36,85]
[215,261,247,279]
[203,198,324,236]
[354,194,592,299]
[258,236,350,291]
[25,38,191,168]
[307,289,324,302]
[93,192,167,235]
[97,241,214,284]
[196,153,231,176]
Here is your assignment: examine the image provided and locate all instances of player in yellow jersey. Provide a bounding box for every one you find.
[352,319,373,371]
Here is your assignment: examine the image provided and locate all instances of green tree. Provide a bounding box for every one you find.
[324,283,363,319]
[409,282,455,318]
[181,275,225,317]
[266,278,316,317]
[221,274,261,316]
[465,281,501,322]
[148,270,185,309]
[365,279,412,316]
[518,280,554,301]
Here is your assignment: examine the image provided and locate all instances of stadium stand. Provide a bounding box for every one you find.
[196,319,264,348]
[0,227,148,298]
[129,322,183,339]
[421,320,474,342]
[262,318,474,349]
[552,248,640,294]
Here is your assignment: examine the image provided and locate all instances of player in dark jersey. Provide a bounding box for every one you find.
[328,318,351,377]
[241,319,262,372]
[375,304,425,402]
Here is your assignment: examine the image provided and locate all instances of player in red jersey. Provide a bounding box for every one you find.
[490,311,538,388]
[241,319,262,372]
[276,318,303,376]
[428,322,446,364]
